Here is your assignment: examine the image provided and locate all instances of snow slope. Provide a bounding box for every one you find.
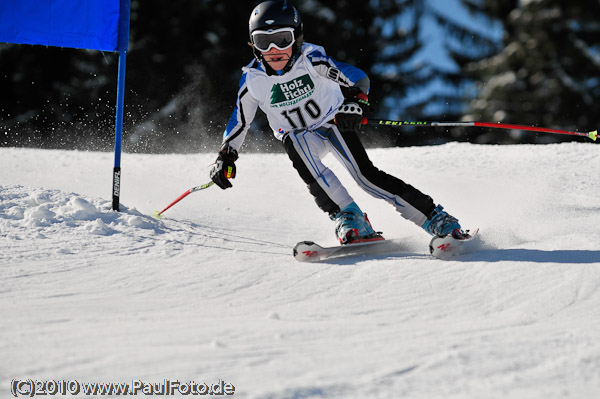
[1,143,599,399]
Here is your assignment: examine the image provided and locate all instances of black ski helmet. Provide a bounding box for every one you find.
[249,1,303,67]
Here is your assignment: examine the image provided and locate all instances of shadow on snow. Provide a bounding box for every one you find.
[461,249,600,264]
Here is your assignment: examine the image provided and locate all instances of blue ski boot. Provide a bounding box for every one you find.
[421,205,463,238]
[333,202,383,244]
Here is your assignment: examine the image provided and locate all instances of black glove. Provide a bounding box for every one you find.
[210,146,238,189]
[335,87,370,132]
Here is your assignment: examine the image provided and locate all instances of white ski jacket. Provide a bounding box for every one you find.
[221,42,370,151]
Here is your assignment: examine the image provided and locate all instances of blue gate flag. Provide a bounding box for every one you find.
[1,0,131,211]
[0,0,122,51]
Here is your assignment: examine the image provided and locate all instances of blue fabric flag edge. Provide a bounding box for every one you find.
[0,0,120,52]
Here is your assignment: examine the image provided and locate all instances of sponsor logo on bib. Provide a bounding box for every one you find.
[270,74,314,107]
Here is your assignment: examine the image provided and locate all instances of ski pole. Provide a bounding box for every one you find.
[153,181,215,219]
[362,118,598,141]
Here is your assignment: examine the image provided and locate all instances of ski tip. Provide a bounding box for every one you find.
[429,227,480,257]
[589,130,597,141]
[293,241,314,258]
[153,211,163,220]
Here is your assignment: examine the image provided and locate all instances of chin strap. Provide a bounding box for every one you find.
[261,54,298,75]
[253,45,300,76]
[279,53,298,74]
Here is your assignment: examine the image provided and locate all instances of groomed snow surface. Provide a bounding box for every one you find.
[1,142,599,399]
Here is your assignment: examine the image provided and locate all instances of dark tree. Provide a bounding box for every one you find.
[461,0,600,143]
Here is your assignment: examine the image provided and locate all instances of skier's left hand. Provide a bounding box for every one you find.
[335,89,370,133]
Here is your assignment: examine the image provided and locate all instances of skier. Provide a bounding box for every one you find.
[209,0,464,244]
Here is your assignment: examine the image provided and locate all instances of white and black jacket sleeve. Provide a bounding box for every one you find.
[221,66,259,152]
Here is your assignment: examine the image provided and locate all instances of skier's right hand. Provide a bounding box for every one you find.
[210,146,238,189]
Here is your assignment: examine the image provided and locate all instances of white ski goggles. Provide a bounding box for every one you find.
[251,27,295,52]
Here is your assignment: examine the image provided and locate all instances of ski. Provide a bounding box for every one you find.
[294,229,480,262]
[293,238,391,262]
[429,228,480,259]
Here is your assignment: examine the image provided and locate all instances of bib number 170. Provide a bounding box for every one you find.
[281,99,321,129]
